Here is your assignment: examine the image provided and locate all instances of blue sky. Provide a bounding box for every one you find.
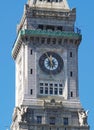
[0,0,94,130]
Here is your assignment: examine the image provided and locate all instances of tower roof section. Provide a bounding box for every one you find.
[27,0,70,10]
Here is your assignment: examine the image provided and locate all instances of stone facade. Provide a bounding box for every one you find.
[11,0,90,130]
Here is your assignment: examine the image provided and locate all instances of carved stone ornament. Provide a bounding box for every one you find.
[78,110,89,126]
[16,107,28,122]
[44,99,63,107]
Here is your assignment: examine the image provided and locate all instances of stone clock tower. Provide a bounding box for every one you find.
[11,0,90,130]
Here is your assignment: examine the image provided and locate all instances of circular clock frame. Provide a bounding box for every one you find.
[39,51,64,74]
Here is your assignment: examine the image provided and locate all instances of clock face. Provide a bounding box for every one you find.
[39,51,64,74]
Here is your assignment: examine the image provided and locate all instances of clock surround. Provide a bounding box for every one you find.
[39,51,64,75]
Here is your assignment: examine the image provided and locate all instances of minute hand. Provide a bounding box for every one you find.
[45,53,53,67]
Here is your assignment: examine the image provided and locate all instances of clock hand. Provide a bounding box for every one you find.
[49,55,53,68]
[45,52,50,60]
[45,53,53,68]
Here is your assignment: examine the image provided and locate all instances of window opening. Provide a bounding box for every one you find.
[71,91,73,97]
[49,117,55,125]
[59,88,62,95]
[70,52,72,57]
[40,83,43,86]
[63,118,68,125]
[30,89,33,95]
[70,71,73,77]
[37,116,42,124]
[50,87,53,94]
[54,88,58,95]
[30,69,33,74]
[45,87,48,94]
[40,87,43,94]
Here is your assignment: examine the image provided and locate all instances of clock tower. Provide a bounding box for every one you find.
[11,0,90,130]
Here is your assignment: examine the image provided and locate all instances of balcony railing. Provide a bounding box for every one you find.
[20,29,82,38]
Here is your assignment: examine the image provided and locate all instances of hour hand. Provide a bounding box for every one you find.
[45,52,50,60]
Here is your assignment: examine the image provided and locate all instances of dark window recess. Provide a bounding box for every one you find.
[59,88,62,95]
[49,117,55,125]
[58,39,62,44]
[55,84,58,87]
[70,52,72,57]
[57,26,62,31]
[45,83,48,86]
[25,37,28,41]
[30,89,33,95]
[47,0,50,2]
[40,87,43,94]
[59,84,63,87]
[71,91,73,97]
[46,25,54,30]
[50,87,53,94]
[47,38,51,44]
[37,116,42,124]
[38,25,43,30]
[41,38,45,44]
[30,50,32,55]
[40,83,43,86]
[63,118,68,125]
[50,83,53,86]
[54,88,58,95]
[30,69,33,74]
[52,38,56,44]
[45,87,48,94]
[64,39,68,43]
[70,71,73,77]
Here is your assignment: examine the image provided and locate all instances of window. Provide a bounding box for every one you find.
[30,69,33,74]
[70,71,73,77]
[58,39,62,45]
[38,25,43,30]
[63,118,68,125]
[45,83,48,86]
[54,88,58,95]
[59,84,63,87]
[45,87,48,94]
[49,117,55,125]
[30,89,33,95]
[37,116,42,124]
[52,38,56,44]
[50,87,53,94]
[40,83,43,86]
[40,87,43,94]
[71,91,73,97]
[57,26,62,31]
[30,49,32,55]
[54,84,58,87]
[41,38,45,44]
[70,52,72,57]
[50,83,53,86]
[59,88,62,95]
[47,38,51,44]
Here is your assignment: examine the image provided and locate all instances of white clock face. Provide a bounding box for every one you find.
[39,51,64,75]
[44,57,58,70]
